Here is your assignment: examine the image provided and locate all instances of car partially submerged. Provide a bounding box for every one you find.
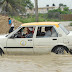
[0,22,72,55]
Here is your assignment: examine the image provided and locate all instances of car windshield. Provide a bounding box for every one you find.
[6,26,22,37]
[59,24,70,35]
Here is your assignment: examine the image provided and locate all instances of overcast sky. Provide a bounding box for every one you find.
[31,0,72,9]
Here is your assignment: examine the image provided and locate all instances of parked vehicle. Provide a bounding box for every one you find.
[0,22,72,55]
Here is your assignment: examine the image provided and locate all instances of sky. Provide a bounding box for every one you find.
[31,0,72,9]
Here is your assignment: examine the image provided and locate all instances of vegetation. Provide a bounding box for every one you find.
[70,23,72,26]
[48,7,71,14]
[0,0,33,15]
[11,13,60,23]
[59,3,67,8]
[0,2,71,23]
[47,4,72,19]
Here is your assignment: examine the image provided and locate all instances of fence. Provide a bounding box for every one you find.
[60,14,72,21]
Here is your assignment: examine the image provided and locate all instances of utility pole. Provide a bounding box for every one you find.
[35,0,38,22]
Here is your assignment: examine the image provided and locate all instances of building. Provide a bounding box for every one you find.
[26,6,59,14]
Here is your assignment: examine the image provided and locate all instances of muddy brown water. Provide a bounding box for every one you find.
[0,53,72,72]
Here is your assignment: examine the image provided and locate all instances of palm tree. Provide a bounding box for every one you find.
[0,0,33,15]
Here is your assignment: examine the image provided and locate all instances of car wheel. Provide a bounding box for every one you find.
[54,46,66,54]
[0,48,4,56]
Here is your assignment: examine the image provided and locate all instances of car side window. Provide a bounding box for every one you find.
[12,27,35,38]
[36,26,58,38]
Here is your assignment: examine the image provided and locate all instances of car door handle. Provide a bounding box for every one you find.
[28,39,32,41]
[52,39,57,40]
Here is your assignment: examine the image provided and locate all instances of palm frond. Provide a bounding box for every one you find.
[1,0,34,15]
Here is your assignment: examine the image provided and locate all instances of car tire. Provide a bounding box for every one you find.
[54,46,67,54]
[0,48,4,56]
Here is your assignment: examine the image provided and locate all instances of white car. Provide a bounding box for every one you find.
[0,22,72,55]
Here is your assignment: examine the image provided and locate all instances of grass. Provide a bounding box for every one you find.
[10,13,72,23]
[12,16,35,23]
[11,16,60,23]
[70,23,72,26]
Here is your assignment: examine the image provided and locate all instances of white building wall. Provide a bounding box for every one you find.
[26,6,59,14]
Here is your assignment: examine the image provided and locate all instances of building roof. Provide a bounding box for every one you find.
[26,6,56,10]
[21,22,60,28]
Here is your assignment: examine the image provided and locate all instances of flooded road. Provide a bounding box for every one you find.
[0,53,72,72]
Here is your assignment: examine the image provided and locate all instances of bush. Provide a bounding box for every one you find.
[10,13,67,23]
[12,16,35,23]
[70,23,72,26]
[48,11,60,19]
[12,16,60,23]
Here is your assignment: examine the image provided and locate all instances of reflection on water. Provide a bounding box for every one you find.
[0,53,72,72]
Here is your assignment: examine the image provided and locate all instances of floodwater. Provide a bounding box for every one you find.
[0,53,72,72]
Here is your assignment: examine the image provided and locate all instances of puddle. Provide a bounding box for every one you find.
[0,53,72,72]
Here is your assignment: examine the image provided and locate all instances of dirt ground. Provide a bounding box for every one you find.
[0,15,22,34]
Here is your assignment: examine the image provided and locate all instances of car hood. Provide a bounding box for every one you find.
[0,34,8,38]
[68,31,72,36]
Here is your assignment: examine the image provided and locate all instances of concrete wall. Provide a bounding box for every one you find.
[60,14,72,21]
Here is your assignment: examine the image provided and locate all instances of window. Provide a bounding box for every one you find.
[11,27,35,38]
[59,24,69,35]
[36,26,58,38]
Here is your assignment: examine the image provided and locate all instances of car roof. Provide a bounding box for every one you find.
[21,22,60,28]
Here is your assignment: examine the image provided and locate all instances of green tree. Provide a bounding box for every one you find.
[0,0,33,15]
[59,3,63,7]
[47,6,72,19]
[64,7,69,11]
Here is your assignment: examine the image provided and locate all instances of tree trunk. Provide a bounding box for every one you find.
[35,0,38,22]
[5,1,8,13]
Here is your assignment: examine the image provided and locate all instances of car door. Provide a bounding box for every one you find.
[34,25,58,54]
[6,26,35,54]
